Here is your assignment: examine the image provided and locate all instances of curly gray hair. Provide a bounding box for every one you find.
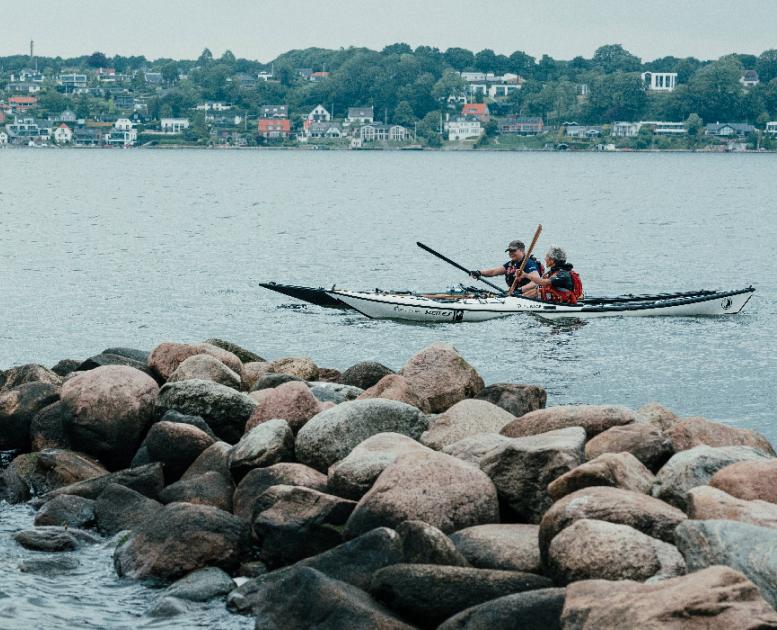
[546,245,567,262]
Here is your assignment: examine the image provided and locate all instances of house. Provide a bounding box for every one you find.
[257,71,274,82]
[0,131,7,145]
[58,73,88,93]
[96,67,117,82]
[114,118,134,132]
[766,122,777,136]
[53,123,73,144]
[297,68,313,80]
[306,105,331,122]
[160,118,190,133]
[359,123,408,142]
[113,94,135,110]
[7,81,42,94]
[74,127,103,146]
[195,102,231,111]
[5,118,49,144]
[565,125,602,139]
[612,121,642,137]
[641,72,677,92]
[10,69,45,83]
[310,71,330,82]
[461,103,490,122]
[644,121,687,135]
[740,70,760,87]
[499,116,544,136]
[347,107,374,124]
[261,105,288,118]
[705,122,756,137]
[106,125,137,146]
[258,118,291,139]
[445,116,483,141]
[50,109,77,123]
[8,96,38,113]
[306,122,343,138]
[144,72,163,85]
[459,72,524,98]
[233,73,257,88]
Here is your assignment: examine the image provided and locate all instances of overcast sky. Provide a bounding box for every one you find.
[4,0,776,62]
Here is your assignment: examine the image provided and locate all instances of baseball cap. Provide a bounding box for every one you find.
[505,240,525,252]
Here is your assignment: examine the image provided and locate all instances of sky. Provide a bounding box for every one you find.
[3,0,776,63]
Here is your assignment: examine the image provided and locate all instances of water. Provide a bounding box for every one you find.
[0,148,775,624]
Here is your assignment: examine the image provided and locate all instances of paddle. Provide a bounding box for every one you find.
[508,224,543,296]
[416,241,507,295]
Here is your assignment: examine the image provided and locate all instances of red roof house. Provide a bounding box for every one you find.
[258,118,291,138]
[461,103,490,121]
[9,95,38,112]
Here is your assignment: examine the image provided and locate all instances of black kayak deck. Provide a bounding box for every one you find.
[259,282,351,309]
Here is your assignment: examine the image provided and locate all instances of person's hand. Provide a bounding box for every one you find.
[469,270,481,279]
[515,271,525,280]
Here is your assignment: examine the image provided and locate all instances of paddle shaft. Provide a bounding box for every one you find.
[508,224,543,295]
[416,242,507,295]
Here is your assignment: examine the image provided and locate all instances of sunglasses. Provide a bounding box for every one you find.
[508,248,520,252]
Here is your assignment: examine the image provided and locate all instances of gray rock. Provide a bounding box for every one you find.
[180,441,231,481]
[442,433,513,466]
[547,452,656,501]
[474,383,547,418]
[397,520,468,566]
[480,427,586,523]
[18,556,81,575]
[162,566,235,602]
[1,364,62,391]
[145,420,216,483]
[159,471,235,512]
[77,353,154,378]
[50,359,82,378]
[420,399,515,451]
[675,519,777,609]
[158,409,217,439]
[168,354,242,390]
[14,526,98,552]
[449,524,541,573]
[251,373,304,391]
[339,362,395,390]
[95,483,163,535]
[34,494,95,528]
[438,588,565,630]
[0,382,61,450]
[30,401,73,451]
[147,596,190,618]
[296,399,429,472]
[38,462,164,502]
[228,419,294,477]
[203,338,265,363]
[309,382,364,404]
[102,347,150,364]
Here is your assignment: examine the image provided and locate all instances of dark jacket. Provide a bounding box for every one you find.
[548,262,575,292]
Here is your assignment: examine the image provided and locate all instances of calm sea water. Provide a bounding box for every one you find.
[0,148,775,625]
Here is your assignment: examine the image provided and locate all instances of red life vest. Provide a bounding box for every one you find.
[540,269,584,304]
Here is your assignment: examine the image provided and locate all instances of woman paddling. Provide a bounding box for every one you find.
[518,245,583,303]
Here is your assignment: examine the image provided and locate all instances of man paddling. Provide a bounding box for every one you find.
[518,245,583,303]
[469,240,543,294]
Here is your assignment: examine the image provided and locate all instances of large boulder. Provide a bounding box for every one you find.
[396,520,468,566]
[636,402,680,431]
[584,423,673,472]
[203,338,265,363]
[710,459,777,503]
[114,502,250,580]
[147,342,241,381]
[251,373,304,392]
[420,399,515,451]
[546,518,685,584]
[449,524,541,573]
[0,382,60,450]
[228,419,294,478]
[233,462,328,522]
[653,445,772,510]
[547,452,655,500]
[159,471,235,512]
[38,462,164,502]
[180,441,232,482]
[2,453,39,503]
[369,564,552,627]
[538,486,687,563]
[438,588,565,630]
[14,526,98,552]
[687,486,777,529]
[344,450,498,538]
[155,379,256,444]
[665,417,775,455]
[168,354,241,390]
[1,364,62,391]
[295,399,429,472]
[675,519,777,609]
[101,347,150,364]
[474,383,546,418]
[501,405,636,440]
[356,374,425,409]
[327,433,431,500]
[51,359,81,378]
[94,483,163,535]
[61,366,158,469]
[560,565,777,629]
[30,401,73,451]
[480,427,586,523]
[245,381,323,433]
[399,343,484,413]
[144,420,215,483]
[309,382,364,405]
[34,494,95,528]
[339,361,395,390]
[161,566,235,602]
[269,356,319,381]
[442,433,512,466]
[78,353,154,378]
[241,362,274,391]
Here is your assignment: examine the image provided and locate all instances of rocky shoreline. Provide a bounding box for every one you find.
[1,339,777,629]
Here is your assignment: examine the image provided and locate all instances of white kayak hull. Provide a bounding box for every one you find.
[327,288,754,322]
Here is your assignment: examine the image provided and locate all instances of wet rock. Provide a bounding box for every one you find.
[252,485,357,567]
[77,353,154,378]
[0,382,60,450]
[309,382,364,405]
[654,445,771,510]
[155,379,256,444]
[245,382,323,433]
[547,518,685,584]
[442,433,512,466]
[420,399,515,451]
[233,462,328,521]
[438,588,565,630]
[203,338,265,364]
[665,416,775,455]
[250,373,304,391]
[18,556,81,575]
[35,448,108,493]
[344,450,499,538]
[560,565,777,629]
[538,486,687,563]
[101,347,150,364]
[480,427,586,523]
[1,364,62,391]
[144,420,215,483]
[584,423,673,472]
[162,566,235,601]
[474,383,547,418]
[710,459,777,503]
[675,519,777,608]
[40,462,164,502]
[94,483,163,535]
[147,596,190,617]
[156,409,217,439]
[34,494,95,528]
[369,564,552,627]
[114,502,250,580]
[14,526,98,551]
[61,365,158,469]
[241,362,274,391]
[636,402,680,431]
[239,560,269,578]
[317,367,342,383]
[547,452,655,500]
[180,441,232,482]
[357,374,426,409]
[501,405,636,439]
[147,341,242,381]
[399,343,484,413]
[269,356,319,381]
[687,486,777,529]
[51,359,81,378]
[296,399,429,472]
[159,471,235,512]
[30,401,73,451]
[338,361,395,390]
[168,354,242,390]
[449,524,541,573]
[228,419,294,478]
[2,453,39,503]
[328,432,431,500]
[396,520,468,566]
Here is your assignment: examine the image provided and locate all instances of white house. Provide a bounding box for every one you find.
[306,104,331,122]
[305,121,343,139]
[766,122,777,136]
[195,102,231,111]
[0,131,8,145]
[160,118,190,133]
[358,123,408,142]
[459,71,523,98]
[612,121,642,137]
[53,123,73,144]
[445,116,483,141]
[347,107,374,124]
[112,118,137,144]
[740,70,760,87]
[641,72,677,92]
[114,118,134,131]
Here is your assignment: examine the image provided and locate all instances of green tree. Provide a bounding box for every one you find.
[444,47,475,70]
[685,113,703,136]
[220,50,236,65]
[393,100,416,126]
[161,62,179,85]
[417,110,442,146]
[431,69,467,102]
[38,90,69,114]
[592,44,641,73]
[197,48,213,66]
[87,51,108,68]
[756,50,777,83]
[382,43,412,56]
[474,49,497,72]
[688,57,742,122]
[586,72,647,122]
[508,51,535,77]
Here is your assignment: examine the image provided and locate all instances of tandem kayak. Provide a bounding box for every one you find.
[260,282,755,322]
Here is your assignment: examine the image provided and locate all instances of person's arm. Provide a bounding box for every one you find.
[470,266,505,278]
